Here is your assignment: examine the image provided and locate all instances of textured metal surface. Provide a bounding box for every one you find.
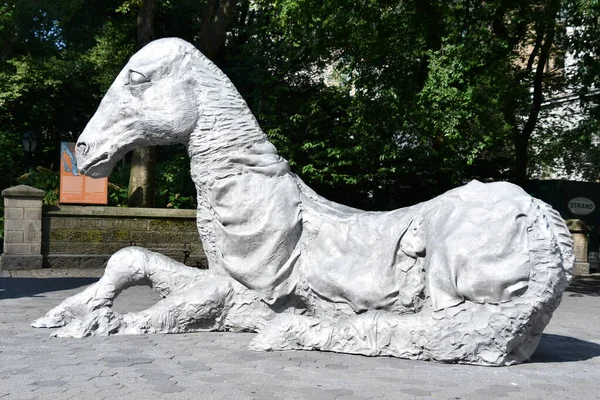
[33,38,574,366]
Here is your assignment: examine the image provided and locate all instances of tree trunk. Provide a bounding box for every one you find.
[198,0,237,60]
[513,14,557,187]
[128,0,158,207]
[136,0,158,50]
[414,0,443,92]
[513,135,529,187]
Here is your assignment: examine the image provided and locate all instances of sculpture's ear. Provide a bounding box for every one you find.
[400,216,426,258]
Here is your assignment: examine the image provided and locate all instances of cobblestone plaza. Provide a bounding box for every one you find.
[1,270,599,399]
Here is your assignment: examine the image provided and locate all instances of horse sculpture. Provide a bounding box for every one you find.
[33,38,574,366]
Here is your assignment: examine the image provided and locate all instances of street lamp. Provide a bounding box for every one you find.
[22,132,37,172]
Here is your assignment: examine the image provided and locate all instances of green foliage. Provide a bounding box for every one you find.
[106,159,132,206]
[16,167,59,205]
[0,0,132,195]
[225,1,514,207]
[0,0,599,212]
[155,146,196,209]
[116,0,145,15]
[82,21,136,92]
[224,0,600,207]
[108,184,130,206]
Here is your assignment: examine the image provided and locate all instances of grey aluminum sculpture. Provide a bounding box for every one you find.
[32,38,574,366]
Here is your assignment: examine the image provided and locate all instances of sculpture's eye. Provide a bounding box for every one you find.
[127,70,150,86]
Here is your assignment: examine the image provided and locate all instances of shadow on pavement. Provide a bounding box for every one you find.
[0,277,99,300]
[566,274,600,297]
[530,333,600,363]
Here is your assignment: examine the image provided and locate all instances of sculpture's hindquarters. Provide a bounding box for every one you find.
[267,198,575,366]
[412,198,574,365]
[499,199,574,364]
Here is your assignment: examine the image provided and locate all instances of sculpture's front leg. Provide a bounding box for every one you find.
[51,273,272,337]
[32,247,203,328]
[33,246,274,337]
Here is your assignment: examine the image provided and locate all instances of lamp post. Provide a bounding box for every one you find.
[22,132,37,172]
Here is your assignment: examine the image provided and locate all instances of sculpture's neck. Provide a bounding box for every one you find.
[186,76,282,180]
[185,75,300,300]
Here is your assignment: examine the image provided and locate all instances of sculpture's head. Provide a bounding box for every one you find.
[76,38,203,177]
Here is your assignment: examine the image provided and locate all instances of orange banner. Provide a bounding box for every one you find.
[59,142,108,204]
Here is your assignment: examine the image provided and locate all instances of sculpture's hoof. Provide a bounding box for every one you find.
[51,320,87,338]
[249,314,306,352]
[31,309,74,328]
[248,332,276,351]
[51,308,123,338]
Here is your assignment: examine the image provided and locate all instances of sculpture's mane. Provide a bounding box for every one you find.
[149,39,272,171]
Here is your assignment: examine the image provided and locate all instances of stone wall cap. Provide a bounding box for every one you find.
[566,219,590,232]
[2,185,45,198]
[44,205,196,219]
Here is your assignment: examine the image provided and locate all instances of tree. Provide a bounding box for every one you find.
[509,0,563,186]
[127,0,159,207]
[225,0,598,209]
[198,0,237,60]
[125,0,239,207]
[0,0,138,210]
[555,0,600,181]
[0,0,131,185]
[1,0,599,213]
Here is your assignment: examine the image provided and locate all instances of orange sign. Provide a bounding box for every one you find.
[59,142,108,204]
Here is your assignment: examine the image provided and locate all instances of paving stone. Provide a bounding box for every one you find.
[399,388,432,397]
[114,369,146,378]
[290,387,340,400]
[0,377,37,388]
[2,393,38,400]
[102,356,154,365]
[158,393,193,400]
[92,387,136,399]
[98,361,133,368]
[324,363,349,370]
[153,384,185,393]
[241,387,285,400]
[176,360,212,371]
[32,379,67,387]
[1,271,600,400]
[87,376,125,388]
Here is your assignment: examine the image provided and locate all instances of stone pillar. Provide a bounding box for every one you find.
[1,185,45,270]
[566,219,590,275]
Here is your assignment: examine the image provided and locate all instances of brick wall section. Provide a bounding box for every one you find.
[42,205,207,269]
[1,185,45,270]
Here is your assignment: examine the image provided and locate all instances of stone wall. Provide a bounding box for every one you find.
[1,185,45,270]
[42,205,207,269]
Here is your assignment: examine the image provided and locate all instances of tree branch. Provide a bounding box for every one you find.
[526,24,544,73]
[521,22,556,142]
[513,1,560,185]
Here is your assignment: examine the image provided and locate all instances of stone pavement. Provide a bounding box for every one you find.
[1,270,599,400]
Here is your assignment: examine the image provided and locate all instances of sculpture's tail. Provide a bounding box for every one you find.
[412,197,574,365]
[497,199,574,363]
[251,198,575,366]
[404,198,574,365]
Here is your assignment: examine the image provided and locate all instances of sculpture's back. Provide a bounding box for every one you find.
[285,179,573,365]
